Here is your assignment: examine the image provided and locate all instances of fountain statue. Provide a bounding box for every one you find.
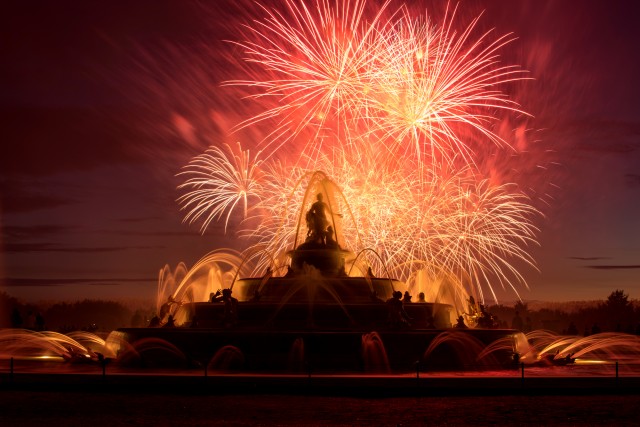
[110,173,530,372]
[5,174,640,374]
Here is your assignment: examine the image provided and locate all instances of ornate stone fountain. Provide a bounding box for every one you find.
[113,174,527,372]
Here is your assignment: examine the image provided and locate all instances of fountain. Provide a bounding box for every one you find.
[109,173,528,372]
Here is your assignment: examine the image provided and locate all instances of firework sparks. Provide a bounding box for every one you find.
[228,1,528,168]
[176,0,542,304]
[177,142,264,233]
[225,1,384,155]
[369,4,530,166]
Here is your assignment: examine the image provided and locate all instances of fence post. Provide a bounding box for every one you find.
[97,353,106,379]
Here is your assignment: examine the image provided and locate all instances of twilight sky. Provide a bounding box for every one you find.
[1,0,639,304]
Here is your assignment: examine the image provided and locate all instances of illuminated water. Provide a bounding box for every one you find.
[2,329,640,377]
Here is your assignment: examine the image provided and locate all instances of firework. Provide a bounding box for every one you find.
[224,0,394,158]
[228,1,528,168]
[176,0,541,304]
[177,142,264,233]
[368,4,530,167]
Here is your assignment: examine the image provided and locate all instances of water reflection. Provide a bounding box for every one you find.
[2,328,640,376]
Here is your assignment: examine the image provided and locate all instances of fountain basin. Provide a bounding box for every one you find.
[112,326,524,371]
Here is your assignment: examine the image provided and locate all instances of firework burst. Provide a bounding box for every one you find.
[176,0,542,304]
[225,0,394,159]
[228,1,528,169]
[368,4,530,166]
[177,142,264,233]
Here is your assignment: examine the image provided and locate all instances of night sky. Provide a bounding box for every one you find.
[1,0,639,304]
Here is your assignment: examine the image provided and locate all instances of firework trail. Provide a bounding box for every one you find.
[176,0,541,304]
[369,5,529,168]
[177,142,264,233]
[227,0,528,169]
[225,0,394,160]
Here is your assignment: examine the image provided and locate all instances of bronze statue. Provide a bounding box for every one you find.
[306,193,329,243]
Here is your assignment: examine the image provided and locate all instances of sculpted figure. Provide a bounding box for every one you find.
[306,193,329,243]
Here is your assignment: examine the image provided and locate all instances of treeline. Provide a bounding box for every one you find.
[1,292,155,332]
[2,289,639,335]
[488,290,640,335]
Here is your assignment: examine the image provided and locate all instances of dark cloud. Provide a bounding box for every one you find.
[585,265,640,270]
[2,224,78,239]
[0,178,77,213]
[571,258,640,270]
[1,277,154,287]
[571,119,640,154]
[3,243,164,253]
[101,218,226,236]
[569,256,610,261]
[116,216,166,223]
[106,229,204,237]
[84,282,128,287]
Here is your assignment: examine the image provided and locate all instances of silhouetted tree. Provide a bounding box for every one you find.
[1,292,22,328]
[45,299,132,332]
[11,307,23,328]
[604,289,631,311]
[514,300,528,315]
[130,308,155,327]
[600,289,634,331]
